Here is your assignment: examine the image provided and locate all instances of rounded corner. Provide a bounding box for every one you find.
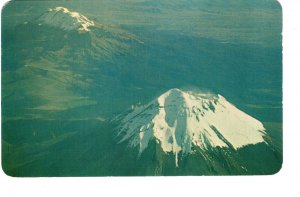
[1,162,16,178]
[275,0,283,12]
[1,0,14,17]
[266,161,283,176]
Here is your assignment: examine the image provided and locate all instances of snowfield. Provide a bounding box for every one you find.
[117,88,267,167]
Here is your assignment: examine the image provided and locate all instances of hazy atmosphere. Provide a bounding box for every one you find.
[2,0,282,176]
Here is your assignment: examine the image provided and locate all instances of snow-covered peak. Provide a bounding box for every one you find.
[37,7,95,32]
[116,88,267,167]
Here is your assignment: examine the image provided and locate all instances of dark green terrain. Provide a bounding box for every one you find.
[2,0,282,176]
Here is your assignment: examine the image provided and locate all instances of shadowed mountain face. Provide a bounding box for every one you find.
[2,2,282,176]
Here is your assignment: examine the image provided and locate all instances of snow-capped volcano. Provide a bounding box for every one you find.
[116,88,267,167]
[24,6,142,59]
[37,7,95,32]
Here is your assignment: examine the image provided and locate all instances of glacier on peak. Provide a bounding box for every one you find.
[116,88,267,167]
[38,7,95,32]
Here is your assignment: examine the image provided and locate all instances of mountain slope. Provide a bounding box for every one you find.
[116,88,268,167]
[2,7,142,119]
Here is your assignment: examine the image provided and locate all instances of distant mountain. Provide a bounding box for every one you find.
[6,6,142,61]
[34,7,142,59]
[2,7,142,119]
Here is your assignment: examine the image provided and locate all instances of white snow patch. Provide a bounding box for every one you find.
[39,7,95,32]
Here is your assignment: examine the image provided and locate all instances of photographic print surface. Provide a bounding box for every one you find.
[1,0,282,176]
